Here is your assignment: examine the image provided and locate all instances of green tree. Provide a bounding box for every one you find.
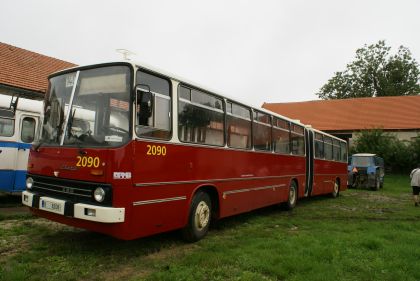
[351,128,417,173]
[318,40,420,99]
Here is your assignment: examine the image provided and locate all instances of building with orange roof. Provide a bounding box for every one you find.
[262,95,420,145]
[0,42,76,100]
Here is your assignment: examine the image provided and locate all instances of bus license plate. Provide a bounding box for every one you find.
[40,199,64,214]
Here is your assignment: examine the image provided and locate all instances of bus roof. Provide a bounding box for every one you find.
[49,61,345,144]
[0,94,43,114]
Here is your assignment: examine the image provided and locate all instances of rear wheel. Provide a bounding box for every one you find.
[284,181,297,210]
[182,191,212,242]
[331,179,340,198]
[373,175,380,191]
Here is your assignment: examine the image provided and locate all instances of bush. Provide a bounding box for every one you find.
[351,129,419,173]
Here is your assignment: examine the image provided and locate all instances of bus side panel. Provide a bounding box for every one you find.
[130,140,306,237]
[0,142,18,192]
[313,159,347,195]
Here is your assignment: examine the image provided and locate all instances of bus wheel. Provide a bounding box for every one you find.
[331,180,340,198]
[284,181,297,210]
[182,191,212,242]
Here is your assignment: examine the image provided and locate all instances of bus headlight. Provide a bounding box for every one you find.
[26,177,34,189]
[94,187,106,202]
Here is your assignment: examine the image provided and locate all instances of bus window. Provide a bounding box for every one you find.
[178,86,224,146]
[332,139,340,161]
[21,117,36,143]
[0,117,14,137]
[226,101,251,149]
[253,111,271,151]
[314,133,324,159]
[272,118,290,154]
[291,124,304,155]
[324,136,333,160]
[136,70,171,140]
[340,141,347,162]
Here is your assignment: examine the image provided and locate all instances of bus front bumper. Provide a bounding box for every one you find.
[22,191,125,223]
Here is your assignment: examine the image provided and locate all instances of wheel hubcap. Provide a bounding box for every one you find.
[195,201,210,230]
[289,187,296,205]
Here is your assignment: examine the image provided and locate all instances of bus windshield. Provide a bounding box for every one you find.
[41,65,131,147]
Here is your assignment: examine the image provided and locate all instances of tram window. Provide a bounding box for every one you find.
[178,86,224,146]
[0,117,14,137]
[291,124,304,155]
[272,118,290,154]
[227,101,251,149]
[253,111,271,151]
[21,117,36,143]
[136,70,171,140]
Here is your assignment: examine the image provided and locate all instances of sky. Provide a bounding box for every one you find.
[1,0,419,108]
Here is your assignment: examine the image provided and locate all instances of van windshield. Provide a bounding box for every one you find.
[352,156,373,167]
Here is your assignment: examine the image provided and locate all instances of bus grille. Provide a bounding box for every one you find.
[27,174,112,206]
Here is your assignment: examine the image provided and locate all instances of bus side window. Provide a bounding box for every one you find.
[21,117,36,143]
[135,70,171,140]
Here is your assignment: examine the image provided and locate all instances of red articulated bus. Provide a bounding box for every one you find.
[22,62,347,241]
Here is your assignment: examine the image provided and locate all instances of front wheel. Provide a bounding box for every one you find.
[284,181,297,210]
[182,191,212,242]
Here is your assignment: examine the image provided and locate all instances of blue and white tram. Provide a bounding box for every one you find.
[0,94,42,193]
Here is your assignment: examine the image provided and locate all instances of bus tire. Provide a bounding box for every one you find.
[284,181,298,210]
[331,179,340,198]
[182,191,212,242]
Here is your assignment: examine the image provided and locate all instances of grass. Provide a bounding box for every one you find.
[1,174,419,281]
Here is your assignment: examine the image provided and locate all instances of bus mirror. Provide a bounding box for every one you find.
[135,85,153,126]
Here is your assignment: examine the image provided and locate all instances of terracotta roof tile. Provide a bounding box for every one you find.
[0,42,77,94]
[262,95,420,131]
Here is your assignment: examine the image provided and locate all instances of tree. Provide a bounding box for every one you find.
[317,40,420,99]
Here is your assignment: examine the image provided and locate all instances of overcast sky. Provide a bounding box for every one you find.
[1,0,419,107]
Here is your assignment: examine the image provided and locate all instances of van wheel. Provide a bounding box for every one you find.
[331,180,340,198]
[182,191,211,242]
[373,175,380,191]
[284,181,297,210]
